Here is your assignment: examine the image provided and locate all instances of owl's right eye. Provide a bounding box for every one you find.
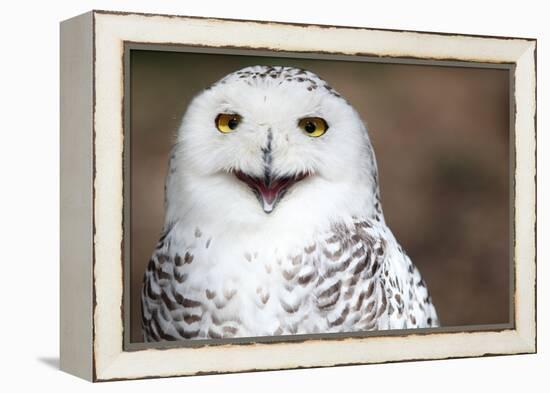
[215,113,242,133]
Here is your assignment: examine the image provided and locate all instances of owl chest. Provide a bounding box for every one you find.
[180,247,318,337]
[171,238,386,338]
[143,220,436,342]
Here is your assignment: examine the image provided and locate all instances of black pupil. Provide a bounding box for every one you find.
[304,121,316,133]
[228,117,239,130]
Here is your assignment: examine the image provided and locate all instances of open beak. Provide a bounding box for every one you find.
[234,171,309,213]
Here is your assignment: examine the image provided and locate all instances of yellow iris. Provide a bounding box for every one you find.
[298,117,329,137]
[215,113,242,133]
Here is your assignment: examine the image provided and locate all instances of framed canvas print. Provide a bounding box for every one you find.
[60,10,537,382]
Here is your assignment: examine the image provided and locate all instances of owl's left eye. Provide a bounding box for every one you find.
[215,113,242,133]
[298,117,329,137]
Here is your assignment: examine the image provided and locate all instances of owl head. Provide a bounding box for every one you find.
[166,66,381,232]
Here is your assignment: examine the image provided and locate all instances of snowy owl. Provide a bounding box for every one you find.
[141,65,439,342]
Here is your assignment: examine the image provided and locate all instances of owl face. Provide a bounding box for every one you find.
[171,66,378,226]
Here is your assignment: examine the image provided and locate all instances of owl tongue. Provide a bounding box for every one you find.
[255,177,292,213]
[234,171,307,214]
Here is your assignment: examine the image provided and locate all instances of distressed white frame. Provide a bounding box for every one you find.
[60,10,536,382]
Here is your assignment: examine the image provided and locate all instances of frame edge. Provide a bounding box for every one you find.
[60,11,95,382]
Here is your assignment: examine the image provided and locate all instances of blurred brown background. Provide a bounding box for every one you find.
[129,49,510,343]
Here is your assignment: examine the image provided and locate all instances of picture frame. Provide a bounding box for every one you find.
[60,10,536,382]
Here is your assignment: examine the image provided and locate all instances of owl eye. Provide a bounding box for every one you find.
[298,117,329,137]
[215,113,242,133]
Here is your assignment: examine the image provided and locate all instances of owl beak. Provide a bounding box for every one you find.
[234,171,308,214]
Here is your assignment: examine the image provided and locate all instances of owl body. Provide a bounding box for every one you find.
[142,215,437,341]
[141,65,438,341]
